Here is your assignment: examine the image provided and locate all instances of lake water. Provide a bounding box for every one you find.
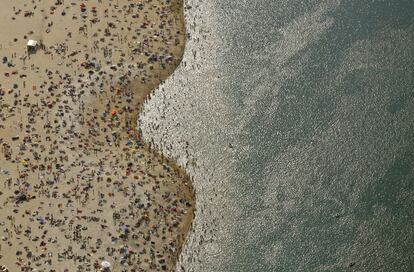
[141,0,414,271]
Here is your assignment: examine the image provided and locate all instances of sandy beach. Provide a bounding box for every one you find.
[0,0,195,271]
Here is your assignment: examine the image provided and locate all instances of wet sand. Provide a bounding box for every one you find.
[0,0,194,271]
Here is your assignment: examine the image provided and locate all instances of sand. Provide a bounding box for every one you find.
[0,0,194,271]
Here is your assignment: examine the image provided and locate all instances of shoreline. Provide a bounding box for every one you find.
[0,0,195,271]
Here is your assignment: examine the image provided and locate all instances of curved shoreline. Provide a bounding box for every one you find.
[129,2,200,269]
[92,0,196,268]
[129,4,197,264]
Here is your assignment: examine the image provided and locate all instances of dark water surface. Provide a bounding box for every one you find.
[141,0,414,271]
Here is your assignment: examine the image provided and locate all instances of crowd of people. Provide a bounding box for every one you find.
[0,0,194,271]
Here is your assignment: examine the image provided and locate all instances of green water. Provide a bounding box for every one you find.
[218,0,414,271]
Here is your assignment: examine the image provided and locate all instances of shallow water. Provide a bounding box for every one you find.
[141,0,414,271]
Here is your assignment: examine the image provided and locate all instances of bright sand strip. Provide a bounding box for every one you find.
[0,0,194,271]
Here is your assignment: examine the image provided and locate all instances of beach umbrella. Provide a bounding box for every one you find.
[101,261,111,268]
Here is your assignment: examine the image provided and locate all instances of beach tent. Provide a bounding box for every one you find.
[27,40,38,47]
[27,40,38,53]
